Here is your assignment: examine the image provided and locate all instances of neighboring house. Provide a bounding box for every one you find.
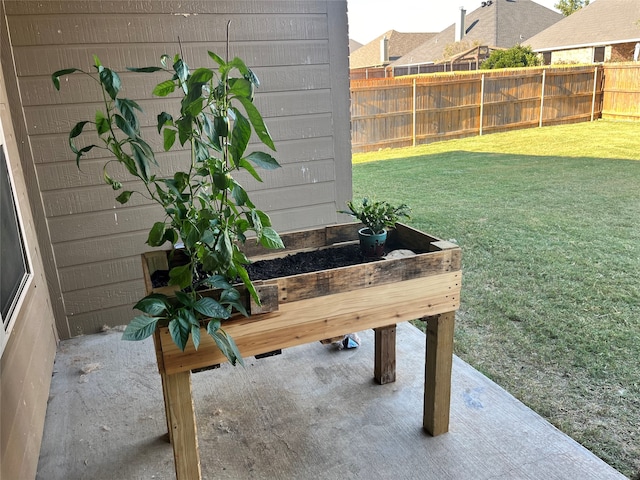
[526,0,640,64]
[350,38,364,53]
[0,1,352,478]
[392,0,562,75]
[349,30,435,78]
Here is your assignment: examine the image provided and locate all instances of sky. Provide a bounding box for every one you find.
[347,0,561,44]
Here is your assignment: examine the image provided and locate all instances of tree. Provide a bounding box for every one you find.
[554,0,590,16]
[480,45,541,70]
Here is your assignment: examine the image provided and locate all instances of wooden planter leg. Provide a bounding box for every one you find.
[374,324,396,384]
[423,311,455,436]
[164,371,202,480]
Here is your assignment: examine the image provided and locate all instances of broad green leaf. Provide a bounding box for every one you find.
[168,316,190,351]
[134,294,169,315]
[207,51,225,67]
[260,226,285,250]
[228,77,252,98]
[147,221,166,246]
[194,297,230,319]
[176,117,192,146]
[245,151,281,170]
[126,66,163,73]
[95,111,110,135]
[235,96,275,151]
[131,142,151,181]
[153,79,176,97]
[114,114,137,139]
[168,263,192,289]
[237,158,262,183]
[74,145,96,168]
[228,57,250,77]
[231,183,250,207]
[99,67,121,100]
[207,324,244,367]
[175,290,195,308]
[229,108,251,167]
[122,315,160,341]
[202,275,232,290]
[163,128,177,151]
[51,68,80,90]
[157,111,174,133]
[115,190,133,204]
[173,58,189,85]
[69,121,90,141]
[93,55,102,68]
[115,98,141,131]
[217,231,233,270]
[236,264,259,305]
[191,322,201,350]
[162,228,178,246]
[188,67,213,86]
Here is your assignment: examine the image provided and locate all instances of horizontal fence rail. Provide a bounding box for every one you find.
[350,64,616,153]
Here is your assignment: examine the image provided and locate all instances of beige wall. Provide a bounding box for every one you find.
[4,0,352,338]
[1,3,58,478]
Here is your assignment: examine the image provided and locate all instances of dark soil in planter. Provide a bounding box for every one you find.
[150,244,383,288]
[245,243,381,280]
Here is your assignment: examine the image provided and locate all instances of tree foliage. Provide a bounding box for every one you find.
[480,45,541,70]
[554,0,590,16]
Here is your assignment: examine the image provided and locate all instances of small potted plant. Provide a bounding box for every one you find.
[340,198,411,257]
[52,49,284,366]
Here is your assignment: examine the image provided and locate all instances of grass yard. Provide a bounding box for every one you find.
[351,120,640,478]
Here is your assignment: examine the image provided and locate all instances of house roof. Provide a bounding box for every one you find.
[526,0,640,52]
[349,30,436,69]
[392,0,562,67]
[349,38,364,54]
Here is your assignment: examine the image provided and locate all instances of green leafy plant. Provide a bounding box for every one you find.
[52,51,285,366]
[340,198,411,234]
[480,45,541,70]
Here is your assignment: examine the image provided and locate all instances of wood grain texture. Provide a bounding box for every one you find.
[374,325,397,384]
[423,311,456,436]
[157,272,460,375]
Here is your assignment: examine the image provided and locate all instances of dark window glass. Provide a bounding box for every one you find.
[1,147,30,325]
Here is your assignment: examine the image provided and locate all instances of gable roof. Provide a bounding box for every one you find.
[349,38,364,54]
[392,0,562,67]
[526,0,640,52]
[349,30,436,69]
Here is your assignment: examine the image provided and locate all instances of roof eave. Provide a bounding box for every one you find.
[532,38,640,53]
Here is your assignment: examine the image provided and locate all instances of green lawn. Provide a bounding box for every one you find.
[352,120,640,478]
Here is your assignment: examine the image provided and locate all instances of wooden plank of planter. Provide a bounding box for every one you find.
[265,247,460,304]
[374,325,396,384]
[242,223,361,257]
[156,271,460,375]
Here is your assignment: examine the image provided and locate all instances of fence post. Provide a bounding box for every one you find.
[413,78,417,147]
[539,69,546,128]
[591,66,598,121]
[479,74,485,136]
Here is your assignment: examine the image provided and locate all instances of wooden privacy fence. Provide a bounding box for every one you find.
[601,63,640,121]
[350,65,604,153]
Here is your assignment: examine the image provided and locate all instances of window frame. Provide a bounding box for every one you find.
[0,119,33,356]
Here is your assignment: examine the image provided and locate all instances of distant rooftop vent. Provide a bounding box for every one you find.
[380,36,389,64]
[455,7,466,42]
[481,0,493,6]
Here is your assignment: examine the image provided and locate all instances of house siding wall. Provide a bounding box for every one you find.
[4,0,352,338]
[0,3,58,479]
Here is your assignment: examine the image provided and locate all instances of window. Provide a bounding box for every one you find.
[1,122,32,355]
[594,46,605,63]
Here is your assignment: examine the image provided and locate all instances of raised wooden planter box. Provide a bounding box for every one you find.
[144,223,461,480]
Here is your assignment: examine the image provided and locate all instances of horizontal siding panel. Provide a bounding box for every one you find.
[13,41,330,77]
[36,145,334,191]
[31,113,333,166]
[24,89,332,135]
[53,231,154,267]
[6,1,327,15]
[64,279,145,315]
[48,204,164,243]
[58,256,144,293]
[268,202,339,233]
[20,65,331,106]
[9,14,328,46]
[66,303,138,336]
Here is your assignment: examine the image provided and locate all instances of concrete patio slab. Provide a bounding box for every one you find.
[37,322,625,480]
